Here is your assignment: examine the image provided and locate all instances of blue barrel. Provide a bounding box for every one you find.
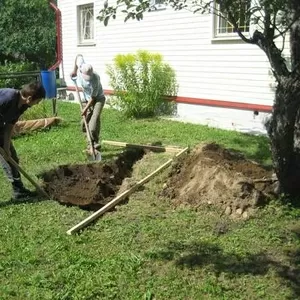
[41,70,57,98]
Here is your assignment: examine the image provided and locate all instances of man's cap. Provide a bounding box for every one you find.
[80,63,94,82]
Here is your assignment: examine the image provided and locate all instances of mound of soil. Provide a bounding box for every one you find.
[161,143,277,218]
[40,148,145,210]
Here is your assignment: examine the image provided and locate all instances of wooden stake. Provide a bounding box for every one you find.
[66,147,189,235]
[253,178,278,183]
[102,140,184,153]
[0,147,49,199]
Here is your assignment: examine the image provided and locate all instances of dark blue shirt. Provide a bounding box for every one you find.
[0,88,29,126]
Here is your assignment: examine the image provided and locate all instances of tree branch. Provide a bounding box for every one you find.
[225,6,255,44]
[273,9,300,37]
[263,5,273,40]
[252,30,290,77]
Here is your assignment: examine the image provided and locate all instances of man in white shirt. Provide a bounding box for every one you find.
[71,54,105,152]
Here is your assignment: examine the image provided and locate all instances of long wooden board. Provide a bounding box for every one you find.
[102,140,184,153]
[66,147,189,235]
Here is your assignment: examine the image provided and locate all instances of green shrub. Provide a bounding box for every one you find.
[107,50,178,118]
[0,61,37,89]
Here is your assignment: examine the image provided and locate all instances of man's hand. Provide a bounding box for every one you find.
[70,72,77,79]
[81,108,88,117]
[81,98,95,117]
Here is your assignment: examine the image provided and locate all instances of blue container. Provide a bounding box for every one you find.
[41,70,57,98]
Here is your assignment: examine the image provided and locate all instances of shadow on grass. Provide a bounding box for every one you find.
[0,196,48,208]
[150,241,300,299]
[232,133,271,165]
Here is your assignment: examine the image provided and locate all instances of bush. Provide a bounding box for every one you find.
[107,50,178,118]
[0,61,37,89]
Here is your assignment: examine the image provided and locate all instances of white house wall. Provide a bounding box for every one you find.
[57,0,286,134]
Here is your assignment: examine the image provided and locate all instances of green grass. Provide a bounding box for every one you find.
[19,99,53,121]
[0,101,299,299]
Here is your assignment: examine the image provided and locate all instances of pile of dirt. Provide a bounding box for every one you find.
[161,143,277,218]
[40,148,145,210]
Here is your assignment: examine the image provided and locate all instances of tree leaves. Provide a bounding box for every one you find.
[0,0,56,68]
[99,0,150,25]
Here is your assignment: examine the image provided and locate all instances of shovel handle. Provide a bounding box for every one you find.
[0,147,49,199]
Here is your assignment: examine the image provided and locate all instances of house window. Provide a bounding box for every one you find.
[150,0,166,11]
[77,3,94,44]
[214,1,250,37]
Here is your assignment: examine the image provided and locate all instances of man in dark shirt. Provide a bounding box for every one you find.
[0,81,45,200]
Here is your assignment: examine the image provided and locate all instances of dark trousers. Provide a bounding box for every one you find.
[0,127,23,189]
[81,99,105,145]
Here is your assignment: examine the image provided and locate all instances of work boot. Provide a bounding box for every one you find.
[12,187,38,201]
[12,188,38,201]
[11,180,37,200]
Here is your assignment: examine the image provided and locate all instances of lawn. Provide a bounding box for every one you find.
[0,101,299,300]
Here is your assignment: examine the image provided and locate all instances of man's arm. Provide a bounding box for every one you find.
[70,54,84,78]
[82,75,101,116]
[81,97,96,116]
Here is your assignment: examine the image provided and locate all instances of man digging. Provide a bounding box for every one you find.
[71,54,106,156]
[0,81,46,200]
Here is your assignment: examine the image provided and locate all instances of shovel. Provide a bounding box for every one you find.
[0,147,50,199]
[72,78,101,161]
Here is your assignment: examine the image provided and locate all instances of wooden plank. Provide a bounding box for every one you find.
[66,147,189,235]
[102,140,184,153]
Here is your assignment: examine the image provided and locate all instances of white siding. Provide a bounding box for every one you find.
[174,104,270,136]
[58,0,277,107]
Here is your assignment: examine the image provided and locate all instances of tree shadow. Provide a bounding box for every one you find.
[150,240,300,299]
[231,133,271,165]
[274,248,300,299]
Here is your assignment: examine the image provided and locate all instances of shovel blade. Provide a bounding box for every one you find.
[87,150,102,161]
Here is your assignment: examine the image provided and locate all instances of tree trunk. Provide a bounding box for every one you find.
[266,2,300,196]
[267,75,300,196]
[290,1,300,72]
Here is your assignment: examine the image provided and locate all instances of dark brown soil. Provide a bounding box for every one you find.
[40,142,277,218]
[40,148,145,210]
[161,143,277,218]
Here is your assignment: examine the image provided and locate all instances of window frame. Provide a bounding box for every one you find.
[77,3,95,46]
[149,0,167,11]
[212,1,251,40]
